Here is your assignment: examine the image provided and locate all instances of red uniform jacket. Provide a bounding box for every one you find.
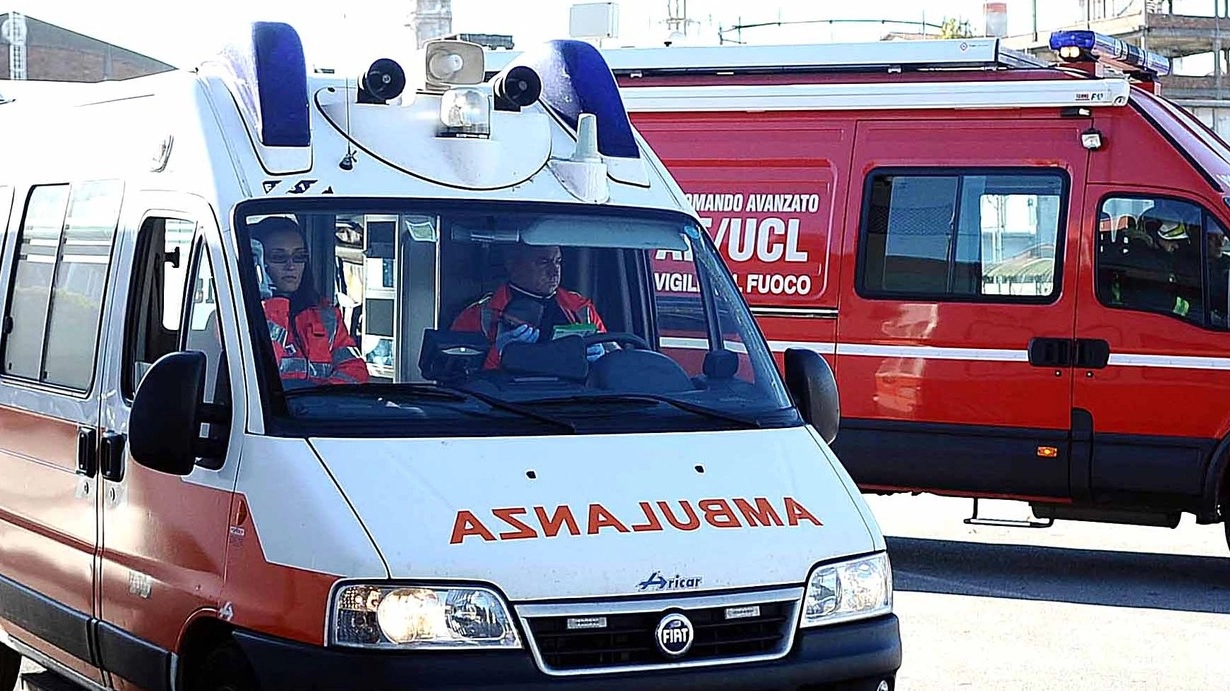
[451,283,606,369]
[263,297,369,385]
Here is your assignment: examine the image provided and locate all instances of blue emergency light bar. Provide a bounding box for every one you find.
[1049,30,1171,79]
[216,21,311,148]
[502,39,640,159]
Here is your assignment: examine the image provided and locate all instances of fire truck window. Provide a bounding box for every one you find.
[860,171,1065,302]
[3,181,123,392]
[123,217,196,399]
[1096,196,1225,329]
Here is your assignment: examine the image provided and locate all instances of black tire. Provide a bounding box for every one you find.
[189,642,261,691]
[0,643,20,691]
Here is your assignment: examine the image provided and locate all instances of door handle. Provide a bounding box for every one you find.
[76,427,98,478]
[1027,337,1073,368]
[100,432,127,483]
[1074,338,1111,369]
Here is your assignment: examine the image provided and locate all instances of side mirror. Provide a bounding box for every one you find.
[784,348,840,445]
[130,351,227,475]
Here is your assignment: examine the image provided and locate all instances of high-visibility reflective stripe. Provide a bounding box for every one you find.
[661,338,1230,371]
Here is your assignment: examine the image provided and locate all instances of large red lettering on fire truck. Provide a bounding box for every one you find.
[647,148,836,311]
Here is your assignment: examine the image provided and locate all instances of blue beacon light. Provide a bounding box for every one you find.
[1049,30,1171,79]
[217,21,311,148]
[502,39,640,160]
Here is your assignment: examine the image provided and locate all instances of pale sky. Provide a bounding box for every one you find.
[10,0,1225,73]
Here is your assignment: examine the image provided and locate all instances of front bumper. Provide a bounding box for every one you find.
[232,613,901,691]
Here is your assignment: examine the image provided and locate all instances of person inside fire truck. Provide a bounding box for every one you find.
[451,242,611,369]
[1110,205,1202,321]
[1208,220,1230,326]
[253,216,370,387]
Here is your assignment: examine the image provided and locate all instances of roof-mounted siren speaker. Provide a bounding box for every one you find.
[358,58,407,104]
[491,65,542,112]
[421,39,486,93]
[210,21,312,175]
[509,39,648,188]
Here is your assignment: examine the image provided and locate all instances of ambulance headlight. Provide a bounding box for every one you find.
[439,87,491,138]
[801,552,892,628]
[331,584,521,649]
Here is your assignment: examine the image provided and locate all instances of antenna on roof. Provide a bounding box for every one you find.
[338,74,358,170]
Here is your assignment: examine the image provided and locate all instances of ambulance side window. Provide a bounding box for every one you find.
[1095,196,1225,329]
[858,171,1065,302]
[2,181,123,391]
[122,217,196,399]
[183,244,230,418]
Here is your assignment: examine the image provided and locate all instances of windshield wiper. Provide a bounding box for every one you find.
[280,381,577,433]
[525,393,765,429]
[449,385,577,433]
[280,382,469,401]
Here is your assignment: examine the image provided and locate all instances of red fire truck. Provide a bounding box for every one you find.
[491,31,1230,547]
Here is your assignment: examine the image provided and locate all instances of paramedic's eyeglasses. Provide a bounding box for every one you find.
[267,251,309,266]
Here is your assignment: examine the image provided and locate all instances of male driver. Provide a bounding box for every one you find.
[452,243,607,369]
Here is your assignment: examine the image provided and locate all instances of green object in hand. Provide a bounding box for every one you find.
[552,322,598,340]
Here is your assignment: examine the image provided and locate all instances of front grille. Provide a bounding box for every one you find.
[525,599,796,672]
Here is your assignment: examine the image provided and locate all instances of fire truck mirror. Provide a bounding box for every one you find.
[783,348,840,445]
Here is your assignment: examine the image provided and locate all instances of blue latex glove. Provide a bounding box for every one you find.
[496,323,539,354]
[586,343,606,362]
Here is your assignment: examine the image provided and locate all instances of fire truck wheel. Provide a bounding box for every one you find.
[0,642,19,691]
[192,642,260,691]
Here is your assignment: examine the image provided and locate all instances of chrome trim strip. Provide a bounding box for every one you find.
[517,588,803,677]
[514,586,803,618]
[750,306,838,319]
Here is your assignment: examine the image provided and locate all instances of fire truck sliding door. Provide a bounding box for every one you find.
[833,120,1088,501]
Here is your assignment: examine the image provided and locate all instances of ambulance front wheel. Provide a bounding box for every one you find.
[191,642,261,691]
[0,642,19,691]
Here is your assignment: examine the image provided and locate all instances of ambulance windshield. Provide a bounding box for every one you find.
[235,200,800,436]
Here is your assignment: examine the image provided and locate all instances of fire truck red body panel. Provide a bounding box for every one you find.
[615,48,1230,524]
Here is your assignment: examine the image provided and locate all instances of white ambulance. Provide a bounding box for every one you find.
[0,21,898,691]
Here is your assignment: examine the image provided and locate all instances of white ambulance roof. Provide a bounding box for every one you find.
[0,79,99,104]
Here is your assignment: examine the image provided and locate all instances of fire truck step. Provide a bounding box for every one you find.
[20,671,79,691]
[963,498,1055,528]
[1030,503,1181,528]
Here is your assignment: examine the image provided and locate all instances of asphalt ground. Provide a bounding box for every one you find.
[866,494,1230,691]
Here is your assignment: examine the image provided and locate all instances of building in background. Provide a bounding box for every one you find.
[658,0,1230,136]
[1002,0,1230,135]
[0,12,172,82]
[407,0,453,49]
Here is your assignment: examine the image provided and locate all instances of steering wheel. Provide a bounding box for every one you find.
[584,332,650,350]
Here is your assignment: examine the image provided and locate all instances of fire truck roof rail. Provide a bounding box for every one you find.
[484,38,1048,77]
[618,78,1132,113]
